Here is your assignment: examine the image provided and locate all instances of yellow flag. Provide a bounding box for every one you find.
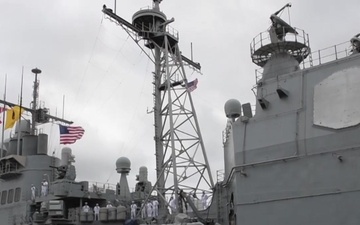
[5,106,24,130]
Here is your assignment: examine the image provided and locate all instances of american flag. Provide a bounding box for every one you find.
[59,124,85,145]
[186,78,198,92]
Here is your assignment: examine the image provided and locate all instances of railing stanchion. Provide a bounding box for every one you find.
[334,45,338,60]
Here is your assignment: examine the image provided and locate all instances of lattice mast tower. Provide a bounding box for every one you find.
[102,0,214,214]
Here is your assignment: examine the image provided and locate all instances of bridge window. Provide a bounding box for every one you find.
[7,189,14,204]
[1,190,7,205]
[14,188,21,202]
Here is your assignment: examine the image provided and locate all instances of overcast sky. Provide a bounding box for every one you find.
[0,0,359,190]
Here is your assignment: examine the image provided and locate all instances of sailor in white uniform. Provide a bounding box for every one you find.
[201,191,208,209]
[141,200,146,219]
[146,201,153,218]
[106,201,113,208]
[152,199,159,217]
[82,202,90,212]
[94,203,100,221]
[130,201,137,219]
[169,197,177,214]
[31,184,36,201]
[41,179,48,196]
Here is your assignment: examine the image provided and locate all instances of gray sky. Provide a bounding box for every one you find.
[0,0,359,189]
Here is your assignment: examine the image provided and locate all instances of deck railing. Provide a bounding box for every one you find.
[254,41,352,84]
[88,181,117,193]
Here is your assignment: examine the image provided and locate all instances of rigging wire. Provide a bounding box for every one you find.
[75,24,145,118]
[74,16,104,102]
[105,55,152,184]
[77,35,130,115]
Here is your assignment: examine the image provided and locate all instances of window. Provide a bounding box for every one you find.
[7,189,14,204]
[1,190,7,205]
[14,188,21,202]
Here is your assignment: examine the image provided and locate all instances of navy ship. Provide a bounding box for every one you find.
[1,1,360,225]
[219,4,360,225]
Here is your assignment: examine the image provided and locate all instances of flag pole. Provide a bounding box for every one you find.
[62,95,65,120]
[16,67,24,155]
[31,68,41,135]
[1,74,7,158]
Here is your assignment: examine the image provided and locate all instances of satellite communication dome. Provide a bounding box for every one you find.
[224,99,242,118]
[116,157,131,173]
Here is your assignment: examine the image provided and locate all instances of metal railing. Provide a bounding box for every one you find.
[250,27,309,57]
[135,6,179,40]
[254,41,352,84]
[88,181,117,193]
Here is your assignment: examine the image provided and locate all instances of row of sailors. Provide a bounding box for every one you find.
[80,192,208,220]
[82,200,160,220]
[132,200,159,219]
[167,191,209,214]
[170,191,209,213]
[82,201,113,221]
[30,179,49,201]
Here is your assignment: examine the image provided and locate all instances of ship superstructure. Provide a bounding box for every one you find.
[220,4,360,225]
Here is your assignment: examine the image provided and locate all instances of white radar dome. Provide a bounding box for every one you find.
[116,157,131,173]
[224,99,242,118]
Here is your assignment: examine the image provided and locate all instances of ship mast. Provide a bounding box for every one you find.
[31,68,41,135]
[102,0,214,219]
[0,68,73,136]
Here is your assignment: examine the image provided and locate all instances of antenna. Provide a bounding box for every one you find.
[114,0,117,14]
[273,3,292,16]
[62,95,65,119]
[0,74,7,158]
[268,3,298,43]
[15,68,25,155]
[31,68,41,135]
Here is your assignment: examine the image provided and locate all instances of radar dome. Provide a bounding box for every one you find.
[224,99,242,118]
[116,157,131,173]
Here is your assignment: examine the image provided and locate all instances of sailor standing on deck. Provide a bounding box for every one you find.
[169,197,177,214]
[141,200,146,219]
[106,201,113,208]
[131,201,137,219]
[152,199,159,217]
[94,203,100,221]
[41,179,48,196]
[31,184,36,201]
[146,201,153,219]
[201,191,208,209]
[82,202,90,212]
